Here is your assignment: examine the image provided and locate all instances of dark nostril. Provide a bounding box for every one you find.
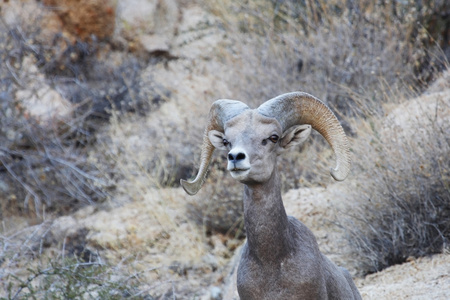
[236,153,246,160]
[228,152,246,162]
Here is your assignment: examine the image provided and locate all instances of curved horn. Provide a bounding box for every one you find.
[258,92,351,181]
[181,100,250,195]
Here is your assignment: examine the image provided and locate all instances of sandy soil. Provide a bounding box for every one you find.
[1,1,449,299]
[356,253,450,299]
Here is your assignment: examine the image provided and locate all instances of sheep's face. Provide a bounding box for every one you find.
[208,110,311,185]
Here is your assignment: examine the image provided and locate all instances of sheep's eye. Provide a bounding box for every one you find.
[269,135,279,143]
[223,139,230,146]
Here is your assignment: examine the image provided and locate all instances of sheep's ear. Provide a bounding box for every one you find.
[208,130,228,150]
[278,125,311,153]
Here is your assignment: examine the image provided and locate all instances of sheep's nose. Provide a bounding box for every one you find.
[228,152,246,162]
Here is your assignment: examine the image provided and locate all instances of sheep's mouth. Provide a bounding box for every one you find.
[229,167,250,179]
[230,168,250,172]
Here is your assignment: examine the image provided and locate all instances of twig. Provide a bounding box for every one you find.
[0,156,41,216]
[45,154,108,187]
[5,60,24,88]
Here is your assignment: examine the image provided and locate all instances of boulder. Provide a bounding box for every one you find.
[14,56,73,127]
[42,0,117,41]
[116,0,179,54]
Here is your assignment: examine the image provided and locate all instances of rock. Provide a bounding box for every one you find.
[116,0,179,45]
[1,0,43,28]
[0,0,62,44]
[210,286,223,300]
[173,6,226,59]
[14,56,73,127]
[139,33,171,54]
[426,69,450,94]
[50,215,79,241]
[356,254,450,299]
[42,0,117,41]
[16,87,72,125]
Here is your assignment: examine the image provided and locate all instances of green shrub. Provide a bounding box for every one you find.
[4,258,143,299]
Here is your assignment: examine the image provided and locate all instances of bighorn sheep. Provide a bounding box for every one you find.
[181,92,361,299]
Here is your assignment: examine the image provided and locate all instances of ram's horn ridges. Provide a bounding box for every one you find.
[181,100,250,195]
[258,92,351,181]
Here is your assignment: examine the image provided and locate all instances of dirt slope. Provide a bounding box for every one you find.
[356,253,450,300]
[1,1,449,299]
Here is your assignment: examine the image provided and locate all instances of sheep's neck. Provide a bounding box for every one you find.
[243,169,293,264]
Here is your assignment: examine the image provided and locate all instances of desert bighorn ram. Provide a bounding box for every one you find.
[181,92,361,299]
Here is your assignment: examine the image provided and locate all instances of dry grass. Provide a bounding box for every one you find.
[1,0,450,297]
[339,89,450,274]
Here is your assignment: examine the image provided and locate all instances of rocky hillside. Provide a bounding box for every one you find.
[1,0,449,299]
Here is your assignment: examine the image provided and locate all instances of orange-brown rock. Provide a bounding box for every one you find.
[42,0,117,41]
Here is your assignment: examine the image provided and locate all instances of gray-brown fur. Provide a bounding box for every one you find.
[236,165,360,299]
[181,92,361,299]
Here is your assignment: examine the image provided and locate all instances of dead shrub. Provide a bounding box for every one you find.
[339,92,450,274]
[187,158,245,237]
[0,9,166,218]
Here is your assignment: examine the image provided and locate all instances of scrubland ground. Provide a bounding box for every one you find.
[1,0,449,299]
